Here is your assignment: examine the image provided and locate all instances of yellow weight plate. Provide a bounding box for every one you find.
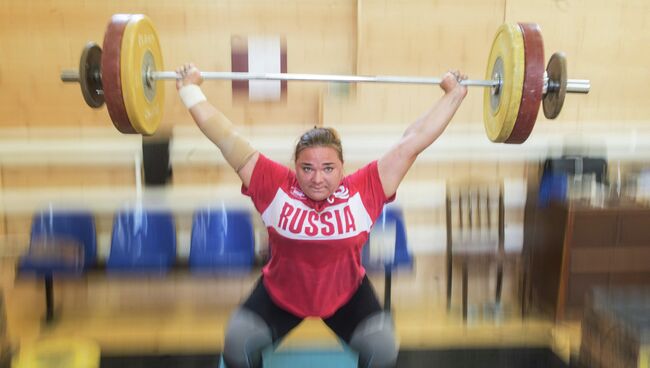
[120,14,165,135]
[483,24,525,143]
[12,337,100,368]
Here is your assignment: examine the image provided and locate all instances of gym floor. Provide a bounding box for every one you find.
[4,254,584,368]
[100,348,570,368]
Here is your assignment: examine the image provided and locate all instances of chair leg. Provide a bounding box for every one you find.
[495,262,503,305]
[462,261,468,322]
[446,254,453,310]
[383,266,392,312]
[44,275,54,323]
[520,267,527,318]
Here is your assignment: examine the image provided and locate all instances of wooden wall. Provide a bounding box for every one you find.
[1,0,649,350]
[0,0,648,258]
[0,0,357,131]
[0,0,648,130]
[323,0,650,126]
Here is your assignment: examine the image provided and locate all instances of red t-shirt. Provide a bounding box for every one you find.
[242,154,394,318]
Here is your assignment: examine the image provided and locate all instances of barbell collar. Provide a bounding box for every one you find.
[59,71,104,94]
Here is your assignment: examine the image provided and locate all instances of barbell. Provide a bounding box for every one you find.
[60,14,590,143]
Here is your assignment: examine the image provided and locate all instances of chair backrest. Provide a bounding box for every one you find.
[446,182,503,255]
[107,207,176,272]
[28,209,97,269]
[189,206,255,271]
[362,205,412,270]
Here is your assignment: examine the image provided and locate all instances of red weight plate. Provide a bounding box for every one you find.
[505,23,544,144]
[101,14,137,134]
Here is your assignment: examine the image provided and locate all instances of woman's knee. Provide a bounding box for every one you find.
[222,308,273,368]
[348,311,398,368]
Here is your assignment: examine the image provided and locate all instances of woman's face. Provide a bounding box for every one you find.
[295,146,344,201]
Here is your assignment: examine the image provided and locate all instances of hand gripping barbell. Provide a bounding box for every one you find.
[60,14,590,143]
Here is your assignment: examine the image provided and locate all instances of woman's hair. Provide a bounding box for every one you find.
[294,127,344,163]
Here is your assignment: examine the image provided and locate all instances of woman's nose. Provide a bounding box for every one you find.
[312,170,323,182]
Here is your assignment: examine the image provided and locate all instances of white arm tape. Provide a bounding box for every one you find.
[179,84,207,109]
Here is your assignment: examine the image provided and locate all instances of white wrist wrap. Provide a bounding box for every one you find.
[179,85,207,109]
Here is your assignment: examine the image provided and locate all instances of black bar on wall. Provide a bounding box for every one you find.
[142,139,172,186]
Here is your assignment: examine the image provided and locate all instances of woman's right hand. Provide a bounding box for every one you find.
[175,63,204,90]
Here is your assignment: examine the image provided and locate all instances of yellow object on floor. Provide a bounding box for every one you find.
[12,337,100,368]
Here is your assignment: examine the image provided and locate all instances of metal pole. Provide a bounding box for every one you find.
[44,274,54,323]
[151,71,500,87]
[152,71,590,93]
[62,69,591,93]
[384,265,392,312]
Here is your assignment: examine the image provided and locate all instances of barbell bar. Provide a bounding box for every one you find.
[148,71,590,93]
[61,70,590,92]
[60,14,590,142]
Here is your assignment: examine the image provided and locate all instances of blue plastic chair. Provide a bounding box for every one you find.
[538,172,568,207]
[362,205,413,271]
[106,208,176,274]
[362,205,413,311]
[18,208,97,322]
[189,206,255,274]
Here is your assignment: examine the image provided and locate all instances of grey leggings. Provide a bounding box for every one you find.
[222,277,398,368]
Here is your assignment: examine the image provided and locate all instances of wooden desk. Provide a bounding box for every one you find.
[579,287,650,368]
[529,201,650,320]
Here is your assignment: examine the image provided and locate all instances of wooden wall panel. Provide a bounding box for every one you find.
[505,0,650,123]
[323,0,650,131]
[0,1,644,256]
[323,0,506,126]
[0,1,357,129]
[170,165,238,186]
[1,166,134,189]
[3,216,32,254]
[0,1,648,130]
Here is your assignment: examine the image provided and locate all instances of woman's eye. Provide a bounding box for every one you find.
[324,167,333,173]
[303,167,312,173]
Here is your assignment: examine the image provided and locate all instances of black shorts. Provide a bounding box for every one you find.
[242,275,383,344]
